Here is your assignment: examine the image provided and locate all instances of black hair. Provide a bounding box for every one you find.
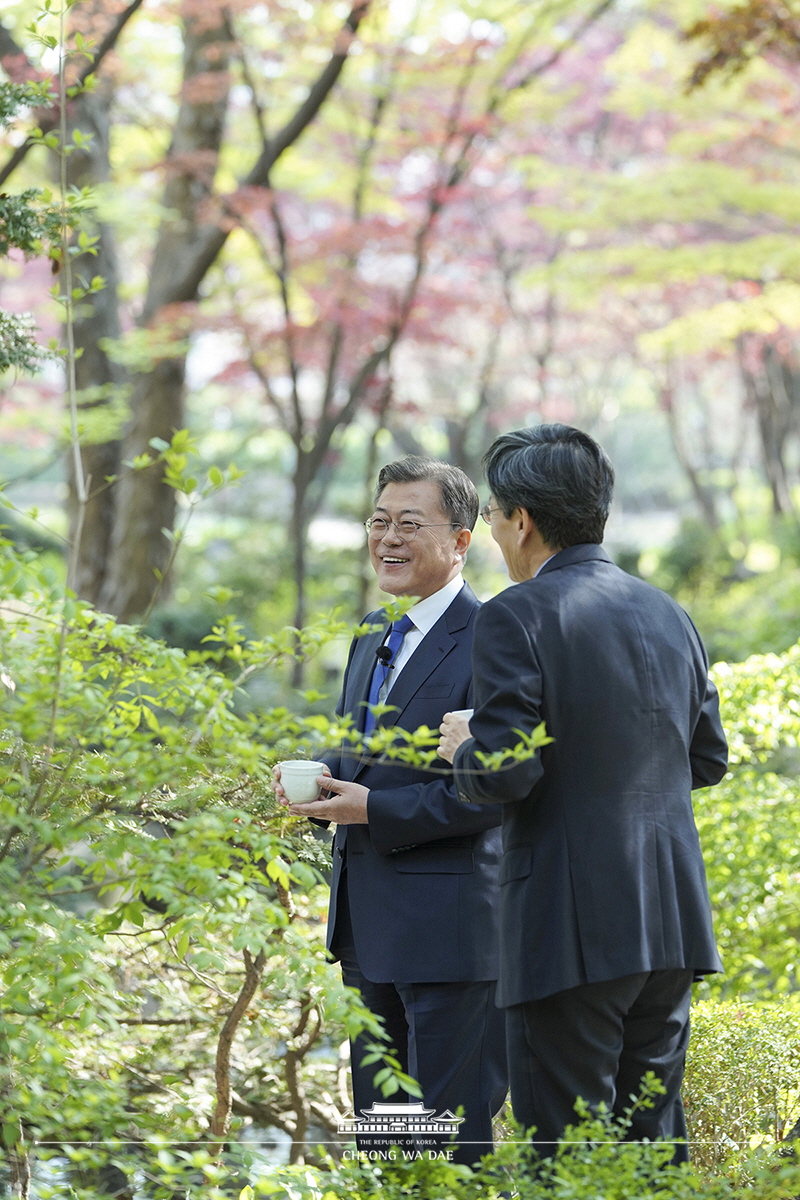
[375,456,479,531]
[482,424,614,547]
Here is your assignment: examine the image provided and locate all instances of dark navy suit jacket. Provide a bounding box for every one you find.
[453,545,728,1008]
[325,582,503,984]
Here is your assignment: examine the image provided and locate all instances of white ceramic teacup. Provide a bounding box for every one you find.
[278,760,326,804]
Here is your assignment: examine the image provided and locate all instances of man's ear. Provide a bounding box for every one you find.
[454,527,471,560]
[519,509,556,562]
[517,508,535,539]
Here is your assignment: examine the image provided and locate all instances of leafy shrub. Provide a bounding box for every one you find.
[694,648,800,996]
[0,537,407,1194]
[686,569,800,665]
[686,1001,800,1174]
[55,1090,800,1200]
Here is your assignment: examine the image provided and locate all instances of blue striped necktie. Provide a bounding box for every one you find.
[363,613,415,734]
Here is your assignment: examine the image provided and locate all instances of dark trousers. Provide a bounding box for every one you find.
[333,879,508,1166]
[506,969,694,1162]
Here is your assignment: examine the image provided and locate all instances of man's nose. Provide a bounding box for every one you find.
[382,522,404,543]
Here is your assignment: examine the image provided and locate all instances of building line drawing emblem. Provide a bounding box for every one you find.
[338,1101,464,1136]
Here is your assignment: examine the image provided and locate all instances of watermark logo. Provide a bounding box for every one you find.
[338,1101,464,1138]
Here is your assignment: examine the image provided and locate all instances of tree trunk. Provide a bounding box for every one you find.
[96,357,187,617]
[739,337,799,518]
[96,10,234,620]
[63,85,126,605]
[290,450,313,687]
[658,379,721,531]
[73,3,371,622]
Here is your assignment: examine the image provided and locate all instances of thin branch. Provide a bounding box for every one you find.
[118,1016,199,1026]
[285,992,316,1162]
[235,31,270,153]
[311,0,619,468]
[218,200,297,434]
[247,1,371,184]
[318,46,402,424]
[485,0,617,116]
[0,0,147,187]
[77,0,147,88]
[265,192,303,441]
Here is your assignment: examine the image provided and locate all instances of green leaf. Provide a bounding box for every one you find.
[265,857,290,890]
[1,1122,20,1149]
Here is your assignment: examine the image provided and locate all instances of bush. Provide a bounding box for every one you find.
[695,648,800,995]
[686,569,800,665]
[686,1001,800,1174]
[38,1094,800,1199]
[0,537,405,1195]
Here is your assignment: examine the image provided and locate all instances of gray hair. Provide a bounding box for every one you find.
[375,457,479,531]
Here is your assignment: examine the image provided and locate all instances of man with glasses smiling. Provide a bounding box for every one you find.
[277,456,507,1165]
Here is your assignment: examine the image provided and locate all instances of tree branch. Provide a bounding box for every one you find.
[499,0,618,101]
[0,0,147,187]
[154,0,374,306]
[247,0,371,184]
[209,947,267,1147]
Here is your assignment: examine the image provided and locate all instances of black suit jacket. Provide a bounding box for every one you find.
[326,582,503,984]
[453,546,728,1008]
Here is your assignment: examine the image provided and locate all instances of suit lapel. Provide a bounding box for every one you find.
[379,627,455,726]
[339,622,388,781]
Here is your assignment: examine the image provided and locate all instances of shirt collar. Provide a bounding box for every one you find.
[403,574,464,637]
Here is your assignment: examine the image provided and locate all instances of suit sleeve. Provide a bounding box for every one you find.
[690,679,728,788]
[453,598,546,805]
[367,772,501,857]
[363,608,503,855]
[319,635,498,853]
[686,624,728,788]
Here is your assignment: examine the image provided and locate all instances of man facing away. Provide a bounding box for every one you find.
[438,424,728,1160]
[277,457,507,1165]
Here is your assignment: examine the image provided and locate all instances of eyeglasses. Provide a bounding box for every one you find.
[365,517,459,541]
[480,504,503,525]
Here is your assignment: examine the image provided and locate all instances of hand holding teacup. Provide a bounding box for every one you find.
[438,708,473,764]
[273,760,331,807]
[273,761,369,824]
